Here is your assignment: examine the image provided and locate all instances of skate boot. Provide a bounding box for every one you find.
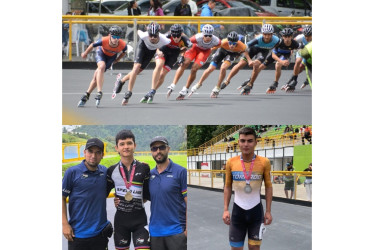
[77,92,90,107]
[240,85,252,95]
[285,80,297,92]
[176,87,188,100]
[112,73,124,99]
[95,91,103,107]
[220,80,230,90]
[188,83,201,98]
[237,78,250,90]
[281,75,297,91]
[140,90,156,104]
[266,81,279,94]
[121,91,132,106]
[166,83,175,98]
[210,86,220,98]
[300,78,309,89]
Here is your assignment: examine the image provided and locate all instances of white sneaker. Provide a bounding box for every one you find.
[167,83,176,90]
[179,87,188,96]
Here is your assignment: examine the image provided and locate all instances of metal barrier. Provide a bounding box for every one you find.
[187,169,312,201]
[188,132,307,156]
[62,15,312,61]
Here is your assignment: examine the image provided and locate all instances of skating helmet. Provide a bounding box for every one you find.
[170,24,183,37]
[202,24,214,36]
[280,28,294,37]
[227,31,239,42]
[303,25,312,36]
[109,25,122,36]
[261,24,274,34]
[148,22,161,36]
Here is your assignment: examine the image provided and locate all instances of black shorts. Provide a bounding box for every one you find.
[158,47,180,71]
[210,48,239,68]
[135,40,156,70]
[114,209,150,249]
[68,234,108,250]
[151,232,187,250]
[229,202,265,247]
[241,47,270,64]
[263,52,291,67]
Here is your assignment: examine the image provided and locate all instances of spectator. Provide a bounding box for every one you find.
[284,125,290,133]
[188,0,198,16]
[174,0,193,36]
[303,163,312,201]
[284,163,294,199]
[304,126,312,144]
[148,0,165,29]
[223,137,227,142]
[174,0,192,16]
[200,0,224,31]
[62,12,71,55]
[127,0,141,15]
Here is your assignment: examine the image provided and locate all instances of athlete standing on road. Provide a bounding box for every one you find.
[111,22,171,105]
[78,26,127,107]
[281,25,312,91]
[107,129,151,250]
[62,138,113,250]
[265,28,302,94]
[140,24,192,104]
[166,24,221,100]
[223,127,273,250]
[219,24,281,95]
[148,136,187,250]
[188,31,251,98]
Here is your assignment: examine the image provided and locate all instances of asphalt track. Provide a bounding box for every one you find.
[62,187,311,250]
[62,68,312,125]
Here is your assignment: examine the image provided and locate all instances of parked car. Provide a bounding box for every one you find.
[256,0,311,16]
[102,0,131,11]
[86,1,114,15]
[196,0,277,16]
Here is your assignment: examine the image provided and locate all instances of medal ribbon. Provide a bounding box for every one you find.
[240,154,256,185]
[119,161,137,189]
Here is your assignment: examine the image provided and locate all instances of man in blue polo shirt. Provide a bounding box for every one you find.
[62,138,112,250]
[148,136,187,250]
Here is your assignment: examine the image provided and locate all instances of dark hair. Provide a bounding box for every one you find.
[115,129,136,145]
[208,0,216,3]
[238,127,257,139]
[129,0,136,7]
[152,0,163,10]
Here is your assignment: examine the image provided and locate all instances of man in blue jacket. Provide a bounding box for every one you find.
[200,0,224,31]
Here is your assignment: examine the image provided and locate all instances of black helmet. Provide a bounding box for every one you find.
[148,22,160,36]
[227,31,239,42]
[280,28,293,37]
[303,25,312,36]
[109,25,122,36]
[170,24,183,37]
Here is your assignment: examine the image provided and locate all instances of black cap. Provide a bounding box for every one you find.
[150,136,169,147]
[85,138,104,152]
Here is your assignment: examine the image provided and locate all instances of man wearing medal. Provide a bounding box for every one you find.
[222,127,273,250]
[107,130,151,250]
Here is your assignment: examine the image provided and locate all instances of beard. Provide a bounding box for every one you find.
[153,153,168,164]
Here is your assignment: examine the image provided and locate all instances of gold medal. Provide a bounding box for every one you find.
[124,191,133,201]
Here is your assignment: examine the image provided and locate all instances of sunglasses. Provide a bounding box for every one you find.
[111,35,120,39]
[172,34,181,38]
[149,34,159,38]
[151,145,167,152]
[228,41,237,46]
[204,35,212,38]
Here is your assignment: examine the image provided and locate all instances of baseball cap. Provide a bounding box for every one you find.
[85,138,104,152]
[150,136,169,147]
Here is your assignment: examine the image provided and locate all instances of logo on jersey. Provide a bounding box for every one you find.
[166,175,174,178]
[150,175,156,180]
[136,238,145,244]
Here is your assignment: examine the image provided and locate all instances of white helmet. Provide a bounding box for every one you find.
[202,24,214,36]
[261,24,274,34]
